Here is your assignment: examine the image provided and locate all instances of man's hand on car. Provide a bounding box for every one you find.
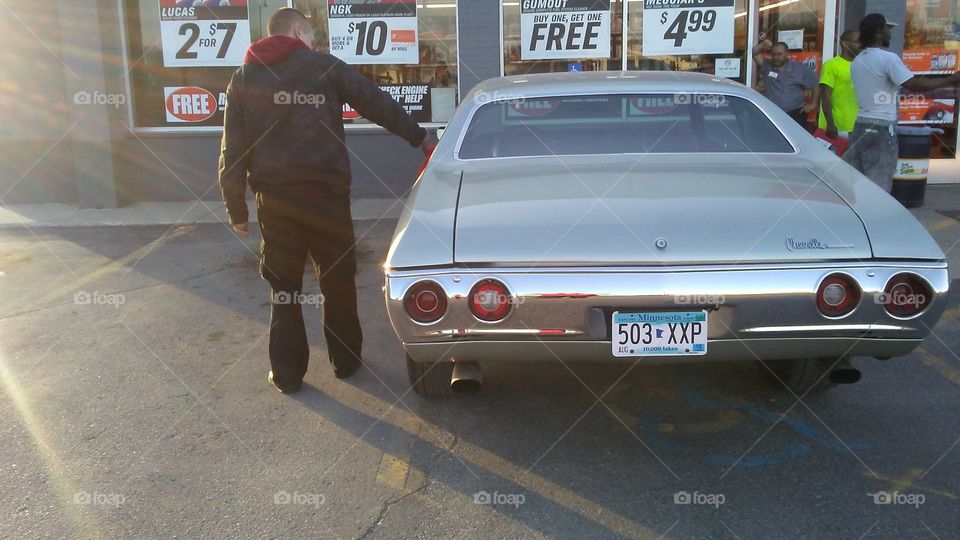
[421,131,439,157]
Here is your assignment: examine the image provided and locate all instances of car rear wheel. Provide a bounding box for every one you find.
[760,358,835,394]
[407,354,455,398]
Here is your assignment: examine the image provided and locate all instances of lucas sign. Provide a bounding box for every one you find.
[328,0,419,65]
[159,0,251,68]
[642,0,735,56]
[520,0,611,61]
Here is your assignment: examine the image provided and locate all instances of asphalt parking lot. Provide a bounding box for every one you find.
[1,214,959,539]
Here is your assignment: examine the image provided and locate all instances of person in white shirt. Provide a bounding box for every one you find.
[844,13,960,192]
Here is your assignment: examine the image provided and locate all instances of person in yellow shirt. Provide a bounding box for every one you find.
[819,30,860,138]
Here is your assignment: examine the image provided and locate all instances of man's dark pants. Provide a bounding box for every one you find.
[842,118,899,193]
[255,182,362,388]
[787,107,807,129]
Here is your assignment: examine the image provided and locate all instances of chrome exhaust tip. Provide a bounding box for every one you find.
[450,361,482,394]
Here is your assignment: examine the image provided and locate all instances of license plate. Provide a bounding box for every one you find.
[612,311,708,357]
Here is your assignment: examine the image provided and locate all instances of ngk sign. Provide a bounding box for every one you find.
[164,86,219,122]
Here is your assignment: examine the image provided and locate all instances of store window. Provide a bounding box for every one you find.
[123,0,458,130]
[902,0,959,159]
[125,0,263,129]
[755,0,826,81]
[626,0,749,84]
[503,0,624,75]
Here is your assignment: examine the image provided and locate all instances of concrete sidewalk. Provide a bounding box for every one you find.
[0,198,404,228]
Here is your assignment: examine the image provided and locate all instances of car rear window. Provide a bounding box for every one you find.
[456,93,794,159]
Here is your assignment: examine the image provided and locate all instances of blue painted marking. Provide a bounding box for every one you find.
[627,386,871,469]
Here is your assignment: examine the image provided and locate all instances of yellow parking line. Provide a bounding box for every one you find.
[929,218,958,232]
[375,453,411,491]
[937,305,960,328]
[320,384,661,539]
[916,347,960,386]
[869,468,957,499]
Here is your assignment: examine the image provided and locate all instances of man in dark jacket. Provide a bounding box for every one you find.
[219,8,429,393]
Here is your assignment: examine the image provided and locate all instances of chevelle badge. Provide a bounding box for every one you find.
[786,237,855,251]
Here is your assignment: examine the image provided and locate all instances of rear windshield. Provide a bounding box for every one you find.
[457,93,794,159]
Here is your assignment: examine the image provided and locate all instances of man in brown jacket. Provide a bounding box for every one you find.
[219,8,431,393]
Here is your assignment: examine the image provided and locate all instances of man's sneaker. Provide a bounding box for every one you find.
[267,371,301,393]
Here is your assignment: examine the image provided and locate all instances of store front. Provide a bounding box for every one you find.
[4,1,959,207]
[116,0,960,195]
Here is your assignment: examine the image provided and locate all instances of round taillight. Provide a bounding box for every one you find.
[404,281,447,324]
[468,279,512,322]
[882,273,933,318]
[816,273,860,318]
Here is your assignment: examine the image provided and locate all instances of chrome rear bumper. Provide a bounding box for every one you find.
[385,262,949,363]
[402,337,924,364]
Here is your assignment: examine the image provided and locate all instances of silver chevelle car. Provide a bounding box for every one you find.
[384,71,949,397]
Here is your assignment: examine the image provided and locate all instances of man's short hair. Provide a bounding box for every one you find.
[772,41,790,52]
[839,29,858,43]
[268,7,308,36]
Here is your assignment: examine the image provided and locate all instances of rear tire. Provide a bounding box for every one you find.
[407,354,455,398]
[761,358,835,394]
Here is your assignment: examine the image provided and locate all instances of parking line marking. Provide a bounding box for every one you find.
[936,305,960,328]
[321,385,659,539]
[375,453,411,491]
[917,347,960,386]
[870,468,957,500]
[929,218,958,232]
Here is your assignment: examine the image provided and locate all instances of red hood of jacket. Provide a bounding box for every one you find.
[243,35,309,65]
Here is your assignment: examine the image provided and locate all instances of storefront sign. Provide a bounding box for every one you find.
[786,51,820,74]
[159,1,250,68]
[343,84,431,122]
[520,0,611,60]
[902,50,958,74]
[894,159,930,181]
[899,95,955,125]
[714,57,740,78]
[163,86,224,124]
[328,0,419,65]
[777,29,804,50]
[642,0,735,56]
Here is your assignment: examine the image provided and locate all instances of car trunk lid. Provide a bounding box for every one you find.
[453,156,872,265]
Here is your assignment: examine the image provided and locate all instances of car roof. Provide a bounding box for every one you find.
[469,71,749,102]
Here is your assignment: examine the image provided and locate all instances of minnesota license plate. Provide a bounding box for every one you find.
[612,311,708,357]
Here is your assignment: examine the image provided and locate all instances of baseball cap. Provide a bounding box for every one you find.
[860,13,898,32]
